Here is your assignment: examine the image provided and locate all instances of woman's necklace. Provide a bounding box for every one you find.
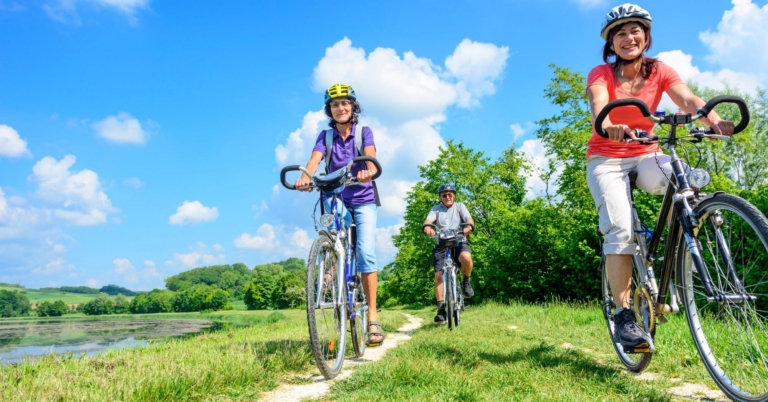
[622,60,642,94]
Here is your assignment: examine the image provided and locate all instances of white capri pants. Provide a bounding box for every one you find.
[587,152,676,255]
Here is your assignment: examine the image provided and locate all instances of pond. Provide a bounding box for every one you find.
[0,318,217,364]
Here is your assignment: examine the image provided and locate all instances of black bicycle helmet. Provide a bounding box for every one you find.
[437,184,456,195]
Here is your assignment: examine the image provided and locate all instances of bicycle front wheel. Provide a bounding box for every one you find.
[306,235,347,379]
[601,253,654,372]
[678,193,768,401]
[350,275,367,358]
[446,266,455,331]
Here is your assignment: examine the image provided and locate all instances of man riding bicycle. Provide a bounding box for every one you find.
[422,184,475,324]
[294,83,385,346]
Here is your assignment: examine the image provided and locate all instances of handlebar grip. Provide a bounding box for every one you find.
[350,156,383,180]
[594,98,653,138]
[697,95,751,135]
[280,165,301,190]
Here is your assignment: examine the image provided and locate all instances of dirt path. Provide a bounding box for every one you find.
[260,314,423,402]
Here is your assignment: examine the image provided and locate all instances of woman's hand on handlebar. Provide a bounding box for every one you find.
[710,118,735,136]
[604,124,637,143]
[294,175,312,192]
[357,168,375,183]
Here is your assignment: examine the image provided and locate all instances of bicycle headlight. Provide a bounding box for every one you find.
[688,168,711,188]
[320,213,334,227]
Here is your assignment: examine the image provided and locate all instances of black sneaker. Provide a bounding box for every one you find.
[434,306,447,324]
[614,309,650,347]
[462,278,474,298]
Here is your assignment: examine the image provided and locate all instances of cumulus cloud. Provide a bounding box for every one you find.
[275,110,327,166]
[168,201,219,225]
[166,242,226,269]
[445,39,510,107]
[509,122,537,142]
[376,223,403,263]
[0,125,31,158]
[31,155,116,226]
[234,223,279,250]
[699,0,768,76]
[113,258,138,283]
[92,112,148,144]
[31,257,77,276]
[86,278,100,288]
[44,0,149,24]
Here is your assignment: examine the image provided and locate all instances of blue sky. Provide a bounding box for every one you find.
[1,0,766,290]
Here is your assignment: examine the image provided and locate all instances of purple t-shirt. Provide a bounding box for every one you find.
[312,124,377,206]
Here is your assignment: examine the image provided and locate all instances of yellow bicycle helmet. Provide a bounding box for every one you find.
[324,83,356,104]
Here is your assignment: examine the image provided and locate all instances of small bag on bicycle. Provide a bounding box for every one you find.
[437,229,459,248]
[314,167,347,195]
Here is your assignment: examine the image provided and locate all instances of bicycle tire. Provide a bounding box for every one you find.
[453,270,461,328]
[678,193,768,401]
[446,265,455,331]
[601,253,654,372]
[350,275,367,358]
[306,235,347,379]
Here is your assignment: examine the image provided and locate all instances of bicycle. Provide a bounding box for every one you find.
[595,95,768,401]
[426,224,472,330]
[280,155,382,379]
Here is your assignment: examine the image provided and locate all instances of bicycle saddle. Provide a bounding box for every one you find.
[315,167,347,195]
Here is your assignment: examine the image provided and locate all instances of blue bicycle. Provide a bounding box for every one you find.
[426,224,472,330]
[280,155,382,379]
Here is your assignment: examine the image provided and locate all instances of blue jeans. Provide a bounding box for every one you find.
[324,200,379,274]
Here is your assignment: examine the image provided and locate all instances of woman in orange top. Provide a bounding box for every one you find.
[586,3,734,348]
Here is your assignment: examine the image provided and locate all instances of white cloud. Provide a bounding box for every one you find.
[699,0,768,76]
[509,122,537,142]
[376,223,403,263]
[113,258,138,283]
[31,257,76,276]
[31,155,116,226]
[123,177,144,188]
[658,50,764,97]
[86,278,100,288]
[44,0,149,24]
[275,110,327,166]
[234,223,279,250]
[0,125,31,158]
[168,201,219,225]
[445,39,509,107]
[92,112,148,144]
[166,242,226,269]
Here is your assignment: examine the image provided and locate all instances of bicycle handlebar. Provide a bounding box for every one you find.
[593,95,750,139]
[279,156,383,191]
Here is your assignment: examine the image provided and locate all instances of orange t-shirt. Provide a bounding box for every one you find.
[586,62,683,158]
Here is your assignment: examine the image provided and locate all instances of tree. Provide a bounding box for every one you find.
[243,280,268,310]
[83,293,115,315]
[37,300,69,317]
[100,284,137,296]
[0,290,31,317]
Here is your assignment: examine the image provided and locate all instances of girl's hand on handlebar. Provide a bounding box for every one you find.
[710,119,735,136]
[357,168,375,183]
[294,175,312,192]
[604,124,635,143]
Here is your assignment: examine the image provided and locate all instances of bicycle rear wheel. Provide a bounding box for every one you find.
[601,253,654,372]
[350,275,367,358]
[678,193,768,401]
[306,235,347,379]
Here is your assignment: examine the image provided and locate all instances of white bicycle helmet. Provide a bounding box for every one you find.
[600,3,652,40]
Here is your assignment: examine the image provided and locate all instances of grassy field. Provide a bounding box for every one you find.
[0,302,729,401]
[0,284,114,307]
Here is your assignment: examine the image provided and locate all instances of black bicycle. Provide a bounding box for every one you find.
[280,155,382,379]
[427,224,471,330]
[595,95,768,401]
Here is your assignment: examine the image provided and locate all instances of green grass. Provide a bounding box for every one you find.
[0,285,119,307]
[323,301,722,402]
[0,308,406,401]
[1,302,735,401]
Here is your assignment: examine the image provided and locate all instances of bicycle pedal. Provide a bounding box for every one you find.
[623,345,651,354]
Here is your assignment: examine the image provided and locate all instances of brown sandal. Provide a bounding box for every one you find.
[367,321,385,347]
